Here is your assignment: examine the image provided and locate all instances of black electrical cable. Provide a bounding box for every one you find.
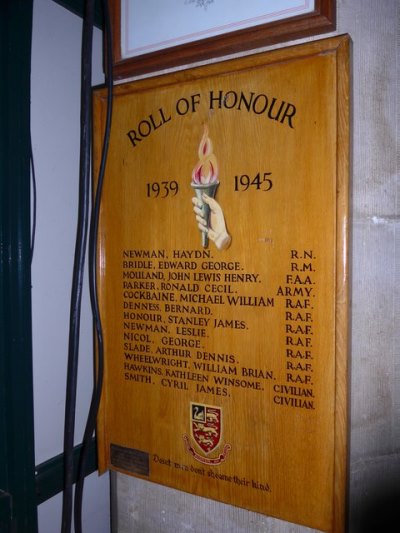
[74,0,113,530]
[61,1,95,532]
[30,135,37,264]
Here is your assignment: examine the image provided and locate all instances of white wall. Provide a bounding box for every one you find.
[31,0,110,531]
[112,0,400,532]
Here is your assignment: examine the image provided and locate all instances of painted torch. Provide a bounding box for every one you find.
[191,125,219,247]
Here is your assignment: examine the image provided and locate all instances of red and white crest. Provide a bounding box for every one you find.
[190,402,222,454]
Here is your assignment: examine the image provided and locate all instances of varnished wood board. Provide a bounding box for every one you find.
[93,35,350,532]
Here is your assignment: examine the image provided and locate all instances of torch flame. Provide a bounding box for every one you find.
[192,125,219,184]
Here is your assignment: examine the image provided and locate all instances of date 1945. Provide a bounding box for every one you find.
[234,172,273,192]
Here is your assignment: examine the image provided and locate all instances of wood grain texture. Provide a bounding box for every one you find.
[93,35,350,532]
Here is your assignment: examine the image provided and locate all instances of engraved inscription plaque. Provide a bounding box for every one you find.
[94,36,350,532]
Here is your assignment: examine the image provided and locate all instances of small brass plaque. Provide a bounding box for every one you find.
[110,444,149,476]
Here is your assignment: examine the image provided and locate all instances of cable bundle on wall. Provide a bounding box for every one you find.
[61,1,113,532]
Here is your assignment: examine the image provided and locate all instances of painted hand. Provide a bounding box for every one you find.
[192,193,231,250]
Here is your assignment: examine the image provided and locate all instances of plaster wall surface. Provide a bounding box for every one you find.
[112,0,399,532]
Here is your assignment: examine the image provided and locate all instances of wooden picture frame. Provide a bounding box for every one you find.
[110,0,336,78]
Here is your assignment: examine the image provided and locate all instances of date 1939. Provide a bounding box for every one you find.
[146,180,179,198]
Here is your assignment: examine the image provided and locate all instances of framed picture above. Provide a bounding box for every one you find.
[110,0,336,78]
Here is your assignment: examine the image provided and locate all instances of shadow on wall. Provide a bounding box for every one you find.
[351,477,400,533]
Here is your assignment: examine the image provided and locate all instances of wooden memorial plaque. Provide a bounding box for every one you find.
[94,35,349,532]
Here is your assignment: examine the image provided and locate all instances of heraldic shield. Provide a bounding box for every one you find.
[190,402,222,454]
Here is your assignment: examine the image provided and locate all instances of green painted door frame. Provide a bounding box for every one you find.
[0,1,38,531]
[53,0,103,27]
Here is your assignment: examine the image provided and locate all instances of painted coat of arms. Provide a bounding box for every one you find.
[183,402,231,465]
[191,403,221,453]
